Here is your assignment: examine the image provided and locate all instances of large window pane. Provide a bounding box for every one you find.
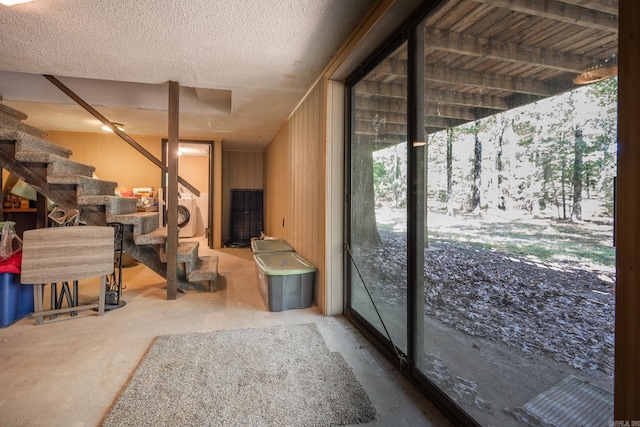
[346,1,618,425]
[349,41,409,354]
[417,1,617,425]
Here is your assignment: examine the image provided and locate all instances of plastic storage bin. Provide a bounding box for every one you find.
[251,239,294,254]
[254,252,316,312]
[0,273,33,328]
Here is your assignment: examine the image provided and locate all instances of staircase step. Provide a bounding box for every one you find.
[160,241,199,268]
[0,107,218,295]
[48,174,117,196]
[15,152,95,177]
[108,212,160,237]
[186,255,219,291]
[0,102,28,121]
[176,277,210,293]
[0,129,72,159]
[78,195,138,216]
[178,242,199,269]
[134,227,167,245]
[0,113,48,139]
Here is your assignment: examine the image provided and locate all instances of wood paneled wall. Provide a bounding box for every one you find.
[222,150,263,243]
[46,131,162,191]
[615,0,640,419]
[264,79,326,311]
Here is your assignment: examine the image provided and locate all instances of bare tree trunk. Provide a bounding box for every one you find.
[471,128,482,213]
[394,149,401,208]
[496,125,507,210]
[571,128,585,221]
[351,134,381,247]
[542,152,551,211]
[561,157,567,219]
[551,178,561,219]
[446,128,454,215]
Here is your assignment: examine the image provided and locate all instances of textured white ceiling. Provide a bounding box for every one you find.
[0,0,376,150]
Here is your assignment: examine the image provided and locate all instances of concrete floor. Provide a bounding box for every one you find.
[0,238,452,427]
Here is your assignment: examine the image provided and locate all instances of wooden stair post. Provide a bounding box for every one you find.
[166,81,179,300]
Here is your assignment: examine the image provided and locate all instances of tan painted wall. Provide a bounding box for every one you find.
[264,79,326,312]
[178,156,209,194]
[47,131,163,191]
[46,132,211,195]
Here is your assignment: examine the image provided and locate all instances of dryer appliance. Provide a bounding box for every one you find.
[178,197,197,238]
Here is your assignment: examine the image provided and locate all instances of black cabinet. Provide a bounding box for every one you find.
[228,189,263,247]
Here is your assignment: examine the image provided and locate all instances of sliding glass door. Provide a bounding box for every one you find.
[346,1,618,425]
[347,39,409,357]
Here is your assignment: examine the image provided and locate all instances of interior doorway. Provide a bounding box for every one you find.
[161,139,215,249]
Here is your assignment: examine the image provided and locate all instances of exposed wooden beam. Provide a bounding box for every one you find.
[368,58,408,77]
[355,109,406,126]
[355,91,552,135]
[507,92,549,112]
[471,0,617,31]
[370,134,408,145]
[355,80,406,99]
[355,119,406,136]
[427,88,510,109]
[549,0,617,17]
[355,95,406,111]
[356,85,510,110]
[355,91,551,136]
[356,102,498,122]
[354,116,470,136]
[367,60,569,97]
[428,105,502,121]
[423,64,557,96]
[425,27,597,73]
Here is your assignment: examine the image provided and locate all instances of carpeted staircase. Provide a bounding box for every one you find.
[0,102,218,294]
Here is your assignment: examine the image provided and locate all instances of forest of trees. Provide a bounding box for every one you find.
[372,78,618,222]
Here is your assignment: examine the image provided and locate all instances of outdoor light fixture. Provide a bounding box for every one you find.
[102,122,125,132]
[573,57,618,85]
[0,0,33,5]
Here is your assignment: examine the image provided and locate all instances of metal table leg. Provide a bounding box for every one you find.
[49,281,78,319]
[104,223,126,310]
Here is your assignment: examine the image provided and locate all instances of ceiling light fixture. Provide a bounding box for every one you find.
[0,0,34,5]
[573,57,618,85]
[102,122,125,132]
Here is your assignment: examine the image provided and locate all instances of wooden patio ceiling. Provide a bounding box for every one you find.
[354,0,618,140]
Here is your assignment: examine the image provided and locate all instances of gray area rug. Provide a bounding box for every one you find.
[102,323,376,426]
[521,375,612,427]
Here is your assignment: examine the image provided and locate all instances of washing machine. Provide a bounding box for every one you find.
[178,197,197,238]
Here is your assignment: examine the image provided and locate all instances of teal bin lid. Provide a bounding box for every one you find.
[254,252,316,276]
[251,239,294,253]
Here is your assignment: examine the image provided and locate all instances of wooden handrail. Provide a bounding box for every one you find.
[42,75,200,196]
